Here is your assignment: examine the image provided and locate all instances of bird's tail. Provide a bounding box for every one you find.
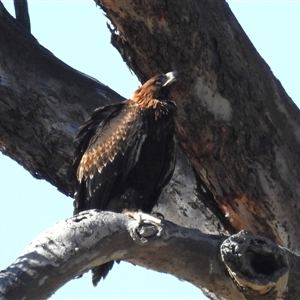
[92,261,115,286]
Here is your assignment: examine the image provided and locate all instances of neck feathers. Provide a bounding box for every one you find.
[131,88,160,108]
[130,89,177,120]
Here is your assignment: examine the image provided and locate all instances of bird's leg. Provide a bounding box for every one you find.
[123,210,162,225]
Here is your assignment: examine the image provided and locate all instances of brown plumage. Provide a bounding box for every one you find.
[67,71,179,286]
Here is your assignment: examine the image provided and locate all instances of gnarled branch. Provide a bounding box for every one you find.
[0,211,229,299]
[1,212,298,300]
[221,231,291,299]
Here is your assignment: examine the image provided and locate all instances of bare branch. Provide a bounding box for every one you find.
[1,212,299,299]
[221,231,290,299]
[0,211,235,299]
[0,2,124,195]
[13,0,31,32]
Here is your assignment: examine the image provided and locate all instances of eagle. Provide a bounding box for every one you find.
[67,71,179,286]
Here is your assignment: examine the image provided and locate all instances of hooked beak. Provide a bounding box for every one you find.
[163,71,180,86]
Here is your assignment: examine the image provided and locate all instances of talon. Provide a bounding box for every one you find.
[151,212,165,220]
[123,210,136,219]
[123,210,162,225]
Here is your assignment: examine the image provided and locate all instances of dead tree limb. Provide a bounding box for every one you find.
[0,212,298,300]
[221,231,291,299]
[13,0,31,32]
[0,2,124,195]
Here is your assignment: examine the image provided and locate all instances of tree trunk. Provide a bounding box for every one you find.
[1,0,300,299]
[97,0,300,250]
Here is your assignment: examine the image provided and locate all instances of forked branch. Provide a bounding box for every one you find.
[13,0,30,31]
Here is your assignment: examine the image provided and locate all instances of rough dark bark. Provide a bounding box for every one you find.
[0,2,124,195]
[1,0,300,299]
[97,0,300,251]
[13,0,31,31]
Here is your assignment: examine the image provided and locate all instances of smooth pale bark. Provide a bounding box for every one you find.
[1,211,297,300]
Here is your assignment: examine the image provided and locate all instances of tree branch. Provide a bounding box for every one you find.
[1,212,298,299]
[13,0,31,32]
[1,211,230,299]
[221,231,291,299]
[0,2,124,195]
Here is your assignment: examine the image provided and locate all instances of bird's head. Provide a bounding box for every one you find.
[132,71,180,105]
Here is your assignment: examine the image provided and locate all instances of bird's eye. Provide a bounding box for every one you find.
[155,79,162,85]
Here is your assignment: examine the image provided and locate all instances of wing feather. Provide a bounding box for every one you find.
[155,134,177,191]
[67,102,125,183]
[68,101,146,214]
